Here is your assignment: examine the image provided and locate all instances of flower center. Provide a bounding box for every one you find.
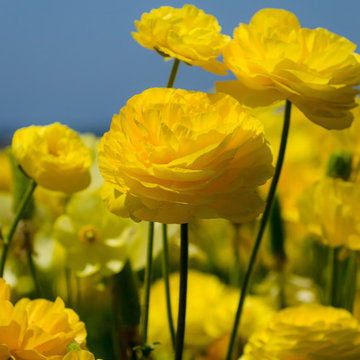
[78,225,101,245]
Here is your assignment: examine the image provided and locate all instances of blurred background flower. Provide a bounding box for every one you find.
[241,304,360,360]
[148,270,275,359]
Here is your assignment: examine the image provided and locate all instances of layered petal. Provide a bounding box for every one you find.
[12,123,91,193]
[98,88,273,224]
[132,5,230,75]
[217,8,360,129]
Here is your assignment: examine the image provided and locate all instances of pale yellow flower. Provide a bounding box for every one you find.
[241,304,360,360]
[97,88,273,224]
[299,177,360,249]
[0,278,86,360]
[132,5,230,75]
[217,9,360,129]
[0,150,12,192]
[148,271,275,358]
[12,123,91,193]
[63,350,100,360]
[54,193,134,277]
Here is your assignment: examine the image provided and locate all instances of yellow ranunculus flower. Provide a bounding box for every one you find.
[217,9,360,129]
[148,271,275,359]
[97,88,274,224]
[132,5,230,75]
[241,304,360,360]
[12,123,92,193]
[0,278,86,360]
[299,177,360,249]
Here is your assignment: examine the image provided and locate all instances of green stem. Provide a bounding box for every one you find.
[141,221,154,345]
[25,235,43,297]
[167,59,180,88]
[175,223,189,360]
[161,224,176,350]
[76,276,81,310]
[0,179,37,277]
[230,224,241,287]
[343,251,357,313]
[156,55,181,354]
[327,247,338,306]
[269,196,287,308]
[111,261,141,360]
[225,100,292,360]
[65,267,73,308]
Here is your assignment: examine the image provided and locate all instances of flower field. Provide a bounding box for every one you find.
[1,5,360,360]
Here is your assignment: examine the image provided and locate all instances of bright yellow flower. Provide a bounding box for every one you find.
[0,278,86,360]
[54,193,134,277]
[12,123,91,193]
[132,5,230,75]
[148,271,275,358]
[0,278,10,300]
[217,9,360,129]
[97,88,273,224]
[241,304,360,360]
[299,177,360,249]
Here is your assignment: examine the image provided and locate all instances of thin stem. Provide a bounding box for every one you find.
[230,224,241,287]
[343,251,357,313]
[226,100,292,360]
[111,262,141,360]
[141,221,154,345]
[167,59,180,88]
[25,233,43,297]
[157,55,181,354]
[161,224,176,350]
[327,247,337,306]
[76,276,81,310]
[65,267,73,308]
[175,223,189,360]
[0,179,37,277]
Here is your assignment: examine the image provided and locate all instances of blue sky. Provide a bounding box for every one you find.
[1,0,360,143]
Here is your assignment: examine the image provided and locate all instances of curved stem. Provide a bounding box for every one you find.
[141,221,154,345]
[175,223,189,360]
[161,224,176,350]
[167,59,180,88]
[226,100,292,360]
[0,179,37,277]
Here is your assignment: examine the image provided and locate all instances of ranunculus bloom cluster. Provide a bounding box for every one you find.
[132,5,230,75]
[217,8,360,129]
[148,271,275,356]
[12,123,91,193]
[97,88,273,224]
[0,278,86,360]
[241,304,360,360]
